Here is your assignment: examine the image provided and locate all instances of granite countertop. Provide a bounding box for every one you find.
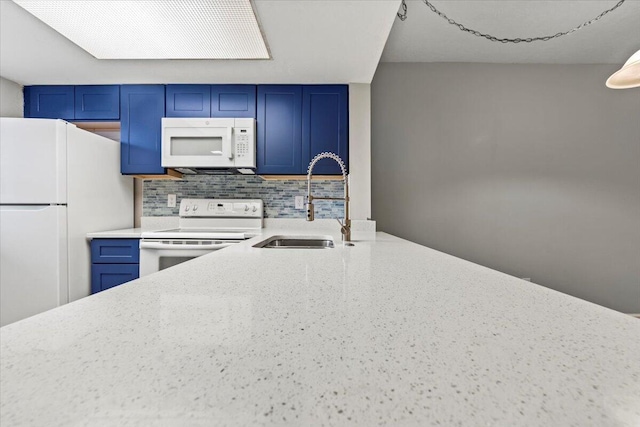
[86,227,146,239]
[2,227,639,426]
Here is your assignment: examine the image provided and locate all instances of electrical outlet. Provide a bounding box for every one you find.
[295,196,304,209]
[167,194,177,208]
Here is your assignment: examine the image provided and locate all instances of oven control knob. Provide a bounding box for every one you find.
[252,206,257,212]
[244,205,249,212]
[185,206,190,212]
[193,205,198,211]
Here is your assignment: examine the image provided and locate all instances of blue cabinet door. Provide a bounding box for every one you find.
[24,86,74,119]
[90,238,139,294]
[90,239,140,264]
[74,85,120,120]
[91,264,139,294]
[120,85,166,175]
[256,85,303,174]
[166,84,211,117]
[211,85,256,118]
[302,85,349,175]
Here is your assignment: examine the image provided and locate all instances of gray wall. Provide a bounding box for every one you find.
[0,76,23,117]
[371,63,640,313]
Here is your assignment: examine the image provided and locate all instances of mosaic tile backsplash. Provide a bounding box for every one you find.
[143,175,345,218]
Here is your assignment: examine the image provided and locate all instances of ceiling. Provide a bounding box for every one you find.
[381,0,640,64]
[2,0,638,86]
[0,0,400,85]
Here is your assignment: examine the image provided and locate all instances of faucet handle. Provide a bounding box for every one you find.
[336,218,348,233]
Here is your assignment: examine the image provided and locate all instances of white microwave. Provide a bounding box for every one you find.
[161,117,256,170]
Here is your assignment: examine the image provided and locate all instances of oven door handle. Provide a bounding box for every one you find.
[139,242,236,250]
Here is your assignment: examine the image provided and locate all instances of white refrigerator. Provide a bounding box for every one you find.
[0,118,133,327]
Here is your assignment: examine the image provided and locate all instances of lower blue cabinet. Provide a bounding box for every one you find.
[90,238,139,294]
[91,264,139,293]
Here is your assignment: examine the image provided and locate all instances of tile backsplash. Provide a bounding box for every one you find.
[143,175,344,218]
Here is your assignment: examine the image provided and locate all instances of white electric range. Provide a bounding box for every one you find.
[139,198,263,277]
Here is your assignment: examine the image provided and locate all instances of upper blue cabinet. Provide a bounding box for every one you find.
[120,85,166,175]
[24,85,119,121]
[75,85,120,120]
[166,85,256,118]
[24,86,74,120]
[256,84,348,175]
[211,85,256,118]
[257,85,304,175]
[302,85,349,175]
[25,83,347,176]
[166,85,211,117]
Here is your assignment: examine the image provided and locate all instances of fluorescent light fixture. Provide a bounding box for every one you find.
[606,49,640,89]
[12,0,270,59]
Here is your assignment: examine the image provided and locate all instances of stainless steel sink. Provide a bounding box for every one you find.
[253,235,334,249]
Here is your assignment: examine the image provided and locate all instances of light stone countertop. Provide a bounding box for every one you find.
[85,219,377,239]
[86,227,146,239]
[2,227,639,426]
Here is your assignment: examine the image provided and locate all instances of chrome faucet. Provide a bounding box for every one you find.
[306,152,351,242]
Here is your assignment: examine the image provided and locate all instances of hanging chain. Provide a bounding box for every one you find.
[397,0,627,43]
[398,0,408,21]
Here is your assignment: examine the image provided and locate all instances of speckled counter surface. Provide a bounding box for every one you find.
[1,229,639,426]
[86,227,145,239]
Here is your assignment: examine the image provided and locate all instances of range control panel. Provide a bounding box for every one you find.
[179,199,263,218]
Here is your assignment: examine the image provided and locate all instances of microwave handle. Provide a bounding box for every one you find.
[223,127,233,159]
[209,128,233,158]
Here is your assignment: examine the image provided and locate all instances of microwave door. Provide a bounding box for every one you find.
[162,127,233,168]
[210,127,233,160]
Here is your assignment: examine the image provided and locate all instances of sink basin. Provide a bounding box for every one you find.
[254,235,334,249]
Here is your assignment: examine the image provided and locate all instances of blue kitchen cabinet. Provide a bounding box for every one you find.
[166,84,211,117]
[120,85,166,175]
[256,84,348,175]
[256,85,303,174]
[302,85,349,175]
[24,86,75,120]
[90,239,139,294]
[91,238,140,263]
[91,264,139,293]
[211,85,256,118]
[74,85,120,120]
[24,85,120,120]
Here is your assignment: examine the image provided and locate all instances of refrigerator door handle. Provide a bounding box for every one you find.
[0,205,52,211]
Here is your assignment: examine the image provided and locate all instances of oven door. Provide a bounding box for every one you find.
[139,240,238,277]
[162,119,235,168]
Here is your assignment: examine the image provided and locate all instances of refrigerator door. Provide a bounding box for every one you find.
[0,205,68,327]
[0,118,67,204]
[66,126,133,301]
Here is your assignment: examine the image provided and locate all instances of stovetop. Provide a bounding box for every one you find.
[141,228,256,240]
[142,198,264,240]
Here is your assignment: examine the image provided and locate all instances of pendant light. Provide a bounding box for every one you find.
[606,50,640,89]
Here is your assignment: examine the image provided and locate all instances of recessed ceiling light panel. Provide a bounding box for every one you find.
[12,0,270,59]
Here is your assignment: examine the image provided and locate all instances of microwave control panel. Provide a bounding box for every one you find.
[234,128,251,158]
[233,118,255,167]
